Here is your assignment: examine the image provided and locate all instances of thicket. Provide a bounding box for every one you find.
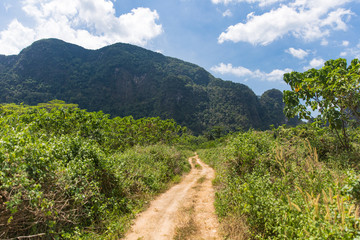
[0,101,190,239]
[198,125,360,239]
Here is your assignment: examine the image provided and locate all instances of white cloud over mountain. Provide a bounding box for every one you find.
[211,62,292,82]
[0,0,163,55]
[0,20,36,55]
[217,0,354,45]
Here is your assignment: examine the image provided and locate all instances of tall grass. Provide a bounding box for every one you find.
[199,128,360,239]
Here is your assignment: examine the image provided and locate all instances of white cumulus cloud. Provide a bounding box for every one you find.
[4,3,12,11]
[0,20,36,55]
[321,39,329,46]
[211,62,291,82]
[342,40,349,46]
[212,0,285,7]
[223,9,233,17]
[303,58,325,70]
[218,0,354,45]
[286,47,308,59]
[0,0,163,55]
[211,63,254,76]
[339,42,360,59]
[309,58,325,68]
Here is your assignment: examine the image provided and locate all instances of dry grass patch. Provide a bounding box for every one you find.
[220,215,250,240]
[173,205,198,240]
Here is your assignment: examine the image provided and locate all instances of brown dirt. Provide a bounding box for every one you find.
[123,154,221,240]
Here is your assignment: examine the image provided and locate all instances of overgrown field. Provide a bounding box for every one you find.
[198,125,360,239]
[3,100,360,239]
[0,101,191,239]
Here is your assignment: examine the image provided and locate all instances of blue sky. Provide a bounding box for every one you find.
[1,0,360,95]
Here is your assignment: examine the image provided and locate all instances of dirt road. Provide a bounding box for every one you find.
[124,154,220,240]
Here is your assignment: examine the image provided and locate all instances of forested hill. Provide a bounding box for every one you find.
[0,38,292,134]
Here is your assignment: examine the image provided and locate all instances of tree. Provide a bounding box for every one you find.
[283,58,360,149]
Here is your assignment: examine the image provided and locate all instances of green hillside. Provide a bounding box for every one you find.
[0,39,294,134]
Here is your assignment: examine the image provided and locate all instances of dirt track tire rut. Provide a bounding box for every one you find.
[123,154,220,240]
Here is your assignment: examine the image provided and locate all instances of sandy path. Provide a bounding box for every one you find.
[123,154,220,240]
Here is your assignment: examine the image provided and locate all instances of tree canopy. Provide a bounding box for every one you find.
[283,58,360,148]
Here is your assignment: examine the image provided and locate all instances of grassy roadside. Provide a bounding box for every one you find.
[78,145,193,239]
[198,127,360,239]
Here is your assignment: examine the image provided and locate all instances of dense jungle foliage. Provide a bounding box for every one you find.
[199,123,360,239]
[0,101,192,239]
[0,38,297,134]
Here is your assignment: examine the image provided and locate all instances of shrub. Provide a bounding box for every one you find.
[0,102,190,239]
[200,129,360,239]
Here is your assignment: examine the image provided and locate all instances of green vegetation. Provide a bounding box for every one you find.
[199,126,360,239]
[0,38,293,134]
[2,42,357,239]
[283,58,360,149]
[0,101,191,239]
[197,58,360,239]
[6,100,356,239]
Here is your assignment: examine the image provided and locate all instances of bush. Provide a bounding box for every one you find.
[199,128,360,239]
[0,102,190,239]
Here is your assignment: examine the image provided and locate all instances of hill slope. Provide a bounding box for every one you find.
[0,38,288,134]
